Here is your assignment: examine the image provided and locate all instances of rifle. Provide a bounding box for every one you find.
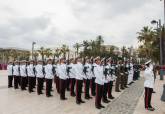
[103,58,108,79]
[66,59,72,77]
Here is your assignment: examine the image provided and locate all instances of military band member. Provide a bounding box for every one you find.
[75,57,86,104]
[7,61,14,88]
[45,58,54,97]
[94,57,105,109]
[83,58,92,99]
[35,60,45,95]
[27,60,36,93]
[13,60,20,89]
[57,57,68,100]
[144,60,155,111]
[108,60,115,99]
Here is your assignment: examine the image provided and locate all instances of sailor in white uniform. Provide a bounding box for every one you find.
[144,60,155,111]
[20,60,27,90]
[7,61,14,88]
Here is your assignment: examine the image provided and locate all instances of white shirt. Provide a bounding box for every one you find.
[68,63,76,79]
[20,65,27,77]
[7,64,13,76]
[144,67,154,88]
[75,62,86,80]
[84,63,92,79]
[94,64,105,85]
[13,65,20,76]
[57,63,68,80]
[45,64,54,79]
[27,64,35,77]
[35,64,45,78]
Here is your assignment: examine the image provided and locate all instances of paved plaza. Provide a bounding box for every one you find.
[0,71,164,114]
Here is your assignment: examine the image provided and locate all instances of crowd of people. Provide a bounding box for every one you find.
[7,56,141,109]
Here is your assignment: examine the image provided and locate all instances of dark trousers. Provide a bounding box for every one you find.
[21,77,27,90]
[120,75,125,89]
[8,76,13,88]
[144,87,153,108]
[115,75,121,92]
[76,80,83,102]
[33,77,36,88]
[108,81,113,97]
[91,77,96,96]
[28,77,35,92]
[55,76,60,93]
[66,78,70,91]
[70,78,76,96]
[14,76,19,89]
[103,83,108,101]
[37,77,44,95]
[46,79,53,96]
[95,84,103,107]
[84,79,90,98]
[124,74,128,87]
[60,79,66,100]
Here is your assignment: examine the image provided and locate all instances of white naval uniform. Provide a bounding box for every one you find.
[20,65,27,77]
[44,64,54,79]
[13,65,20,76]
[127,63,134,84]
[69,63,76,79]
[7,65,13,76]
[84,63,93,80]
[75,62,86,80]
[35,64,45,78]
[94,64,105,85]
[57,63,68,80]
[27,64,35,77]
[144,67,154,89]
[104,65,110,83]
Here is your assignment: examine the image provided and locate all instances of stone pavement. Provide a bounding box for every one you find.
[100,76,144,114]
[0,70,122,114]
[1,70,164,114]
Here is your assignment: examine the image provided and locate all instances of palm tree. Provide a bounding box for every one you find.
[53,48,62,59]
[60,44,69,58]
[37,47,46,61]
[73,43,81,57]
[45,48,53,58]
[33,51,39,61]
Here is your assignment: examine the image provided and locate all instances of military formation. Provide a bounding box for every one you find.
[7,56,141,109]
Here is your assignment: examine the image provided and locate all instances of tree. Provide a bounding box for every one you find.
[37,47,46,61]
[60,44,69,58]
[44,48,53,58]
[73,43,81,57]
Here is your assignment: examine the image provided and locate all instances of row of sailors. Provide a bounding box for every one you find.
[7,56,134,109]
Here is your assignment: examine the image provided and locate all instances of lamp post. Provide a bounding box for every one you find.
[32,42,36,60]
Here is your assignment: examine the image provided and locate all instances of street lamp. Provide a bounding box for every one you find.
[151,19,164,80]
[32,42,36,60]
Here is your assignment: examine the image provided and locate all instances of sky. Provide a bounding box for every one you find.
[0,0,163,50]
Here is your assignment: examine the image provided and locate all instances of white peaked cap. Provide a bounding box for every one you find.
[145,60,151,65]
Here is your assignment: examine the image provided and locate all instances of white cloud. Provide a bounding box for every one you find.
[0,0,163,49]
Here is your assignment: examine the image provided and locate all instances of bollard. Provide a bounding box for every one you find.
[161,84,165,101]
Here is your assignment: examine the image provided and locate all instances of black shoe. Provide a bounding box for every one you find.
[152,91,156,93]
[125,86,129,88]
[146,107,155,111]
[121,87,125,90]
[80,100,85,103]
[96,106,101,109]
[46,94,53,97]
[108,96,115,99]
[89,96,92,99]
[71,94,76,97]
[102,99,110,103]
[61,98,67,100]
[76,101,81,105]
[100,105,105,108]
[115,90,121,92]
